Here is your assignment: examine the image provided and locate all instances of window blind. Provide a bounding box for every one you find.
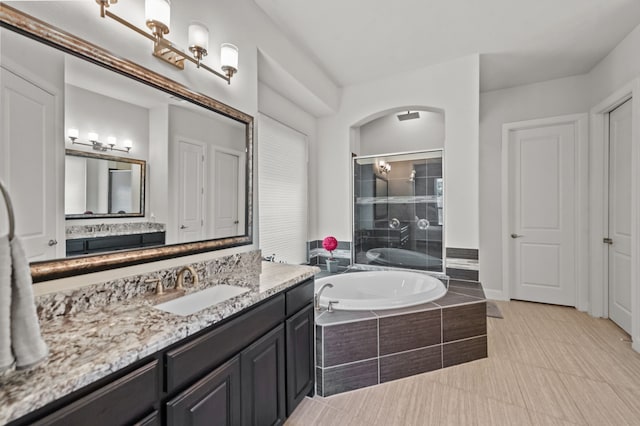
[258,114,308,264]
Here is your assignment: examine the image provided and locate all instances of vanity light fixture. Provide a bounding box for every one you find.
[378,160,391,175]
[67,129,133,153]
[96,0,238,84]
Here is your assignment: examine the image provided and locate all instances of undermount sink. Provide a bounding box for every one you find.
[154,285,250,316]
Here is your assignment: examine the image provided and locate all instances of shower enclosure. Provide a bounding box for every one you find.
[353,150,444,272]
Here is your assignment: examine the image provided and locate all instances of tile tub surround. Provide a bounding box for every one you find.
[36,250,262,321]
[65,222,166,239]
[446,247,479,281]
[0,261,320,425]
[315,280,487,397]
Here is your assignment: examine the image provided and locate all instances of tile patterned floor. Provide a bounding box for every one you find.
[286,300,640,425]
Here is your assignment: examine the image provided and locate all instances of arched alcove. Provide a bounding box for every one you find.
[350,106,446,272]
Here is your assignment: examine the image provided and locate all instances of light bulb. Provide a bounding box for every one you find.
[123,139,133,150]
[67,128,79,139]
[188,22,209,51]
[107,136,117,146]
[220,43,238,71]
[145,0,170,32]
[88,132,99,142]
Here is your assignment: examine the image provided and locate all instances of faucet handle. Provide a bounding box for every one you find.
[327,300,339,313]
[145,278,163,295]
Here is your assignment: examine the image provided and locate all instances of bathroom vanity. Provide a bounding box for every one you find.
[0,262,316,426]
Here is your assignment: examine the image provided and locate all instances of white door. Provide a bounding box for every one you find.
[508,122,577,306]
[0,67,58,260]
[213,150,240,238]
[177,140,204,243]
[608,99,633,333]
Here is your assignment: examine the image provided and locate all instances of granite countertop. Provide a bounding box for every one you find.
[0,262,319,424]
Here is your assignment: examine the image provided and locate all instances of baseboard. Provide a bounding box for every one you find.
[483,289,508,301]
[632,340,640,354]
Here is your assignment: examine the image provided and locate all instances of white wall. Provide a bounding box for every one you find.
[64,84,151,224]
[65,85,150,161]
[479,22,640,297]
[315,54,480,250]
[479,74,591,293]
[359,110,445,156]
[589,24,640,105]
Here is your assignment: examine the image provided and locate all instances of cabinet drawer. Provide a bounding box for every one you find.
[86,234,141,251]
[285,278,314,316]
[166,295,285,394]
[33,360,159,426]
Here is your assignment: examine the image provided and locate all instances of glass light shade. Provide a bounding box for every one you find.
[220,43,238,70]
[88,132,99,141]
[188,22,209,51]
[67,128,79,139]
[107,136,117,146]
[123,139,133,149]
[145,0,170,29]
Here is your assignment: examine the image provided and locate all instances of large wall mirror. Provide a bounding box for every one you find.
[65,150,146,219]
[0,6,253,282]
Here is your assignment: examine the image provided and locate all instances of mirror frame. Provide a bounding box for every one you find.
[0,5,254,282]
[65,149,147,219]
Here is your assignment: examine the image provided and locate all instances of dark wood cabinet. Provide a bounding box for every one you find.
[166,357,241,426]
[66,232,165,257]
[32,361,159,426]
[13,278,314,426]
[241,325,286,426]
[285,304,314,416]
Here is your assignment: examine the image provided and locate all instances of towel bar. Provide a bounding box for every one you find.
[0,180,15,240]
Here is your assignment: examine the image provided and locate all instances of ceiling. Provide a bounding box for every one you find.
[254,0,640,92]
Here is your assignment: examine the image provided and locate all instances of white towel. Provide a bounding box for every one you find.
[9,236,47,370]
[0,235,12,372]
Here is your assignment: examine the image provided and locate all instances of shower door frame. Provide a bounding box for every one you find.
[351,149,445,273]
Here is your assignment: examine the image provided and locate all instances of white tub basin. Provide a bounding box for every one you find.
[154,285,249,316]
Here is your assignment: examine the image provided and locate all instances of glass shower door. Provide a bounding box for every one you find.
[353,150,444,272]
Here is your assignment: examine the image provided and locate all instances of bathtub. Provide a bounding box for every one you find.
[315,270,447,311]
[365,247,442,269]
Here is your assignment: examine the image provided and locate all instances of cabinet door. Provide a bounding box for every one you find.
[241,325,286,426]
[166,356,241,426]
[32,361,158,426]
[285,304,314,416]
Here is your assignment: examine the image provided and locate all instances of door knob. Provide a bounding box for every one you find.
[233,220,239,224]
[180,225,188,229]
[603,237,613,245]
[510,233,524,239]
[48,239,58,246]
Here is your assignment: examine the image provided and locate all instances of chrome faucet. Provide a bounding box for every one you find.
[176,266,199,290]
[262,253,276,262]
[314,283,333,311]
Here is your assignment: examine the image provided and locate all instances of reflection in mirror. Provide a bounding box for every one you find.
[353,150,444,272]
[65,150,145,218]
[0,16,251,275]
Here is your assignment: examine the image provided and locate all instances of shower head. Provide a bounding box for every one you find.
[397,111,420,121]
